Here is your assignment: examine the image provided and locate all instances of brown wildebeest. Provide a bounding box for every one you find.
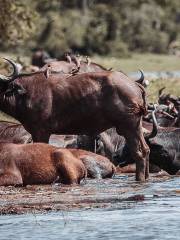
[0,143,86,186]
[69,149,115,179]
[0,143,116,186]
[41,60,108,73]
[0,121,32,143]
[0,58,149,181]
[31,49,52,68]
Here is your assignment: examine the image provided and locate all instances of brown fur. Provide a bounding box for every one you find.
[69,149,116,179]
[41,60,107,73]
[0,70,149,181]
[0,143,116,186]
[0,143,86,186]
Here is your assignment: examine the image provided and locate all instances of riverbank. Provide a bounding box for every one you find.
[0,173,179,215]
[94,53,180,72]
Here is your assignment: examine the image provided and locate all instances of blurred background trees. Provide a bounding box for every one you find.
[0,0,180,58]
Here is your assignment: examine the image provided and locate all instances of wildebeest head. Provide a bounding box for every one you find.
[0,58,20,93]
[0,58,50,98]
[113,110,180,175]
[0,58,29,98]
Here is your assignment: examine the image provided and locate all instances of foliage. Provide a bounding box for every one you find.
[0,0,180,57]
[0,0,38,48]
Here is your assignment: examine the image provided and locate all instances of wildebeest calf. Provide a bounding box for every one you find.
[0,143,115,186]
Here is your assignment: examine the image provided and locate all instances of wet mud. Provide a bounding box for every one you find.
[0,173,179,215]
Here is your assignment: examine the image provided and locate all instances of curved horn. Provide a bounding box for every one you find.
[146,110,158,139]
[4,58,19,77]
[158,87,165,97]
[136,69,144,85]
[0,58,20,82]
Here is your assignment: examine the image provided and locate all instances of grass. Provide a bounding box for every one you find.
[93,53,180,102]
[0,52,179,121]
[93,53,180,72]
[147,78,180,102]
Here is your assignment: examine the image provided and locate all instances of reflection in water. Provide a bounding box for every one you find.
[0,177,179,240]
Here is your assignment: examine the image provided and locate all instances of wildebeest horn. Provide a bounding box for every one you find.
[0,58,20,82]
[136,70,144,85]
[146,110,158,139]
[158,87,165,97]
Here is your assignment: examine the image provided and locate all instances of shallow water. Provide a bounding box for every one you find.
[0,176,179,240]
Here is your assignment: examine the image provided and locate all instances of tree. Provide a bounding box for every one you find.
[0,0,38,48]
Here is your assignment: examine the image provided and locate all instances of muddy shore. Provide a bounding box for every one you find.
[0,173,178,215]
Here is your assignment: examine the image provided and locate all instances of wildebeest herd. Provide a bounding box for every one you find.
[0,51,179,186]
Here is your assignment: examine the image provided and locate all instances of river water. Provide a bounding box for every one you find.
[0,176,179,240]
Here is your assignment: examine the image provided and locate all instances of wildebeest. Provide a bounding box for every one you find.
[176,110,180,127]
[0,122,115,179]
[0,143,86,186]
[0,121,32,143]
[113,111,180,175]
[0,58,149,181]
[158,87,180,109]
[41,59,108,74]
[145,104,178,127]
[156,87,180,127]
[69,148,115,179]
[0,143,115,186]
[31,49,53,68]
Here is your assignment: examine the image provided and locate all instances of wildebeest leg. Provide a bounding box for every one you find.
[117,120,150,181]
[53,150,86,184]
[0,171,23,186]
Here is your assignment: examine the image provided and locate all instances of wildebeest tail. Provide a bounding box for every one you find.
[136,82,148,115]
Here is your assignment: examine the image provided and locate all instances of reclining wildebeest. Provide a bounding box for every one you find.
[0,58,149,181]
[0,142,115,186]
[112,110,180,175]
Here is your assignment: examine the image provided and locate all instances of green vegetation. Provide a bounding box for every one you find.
[147,78,180,103]
[0,0,37,47]
[93,54,180,103]
[93,53,180,72]
[0,0,180,57]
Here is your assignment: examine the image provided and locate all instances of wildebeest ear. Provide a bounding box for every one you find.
[44,67,51,79]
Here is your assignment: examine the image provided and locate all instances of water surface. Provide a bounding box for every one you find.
[0,176,179,240]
